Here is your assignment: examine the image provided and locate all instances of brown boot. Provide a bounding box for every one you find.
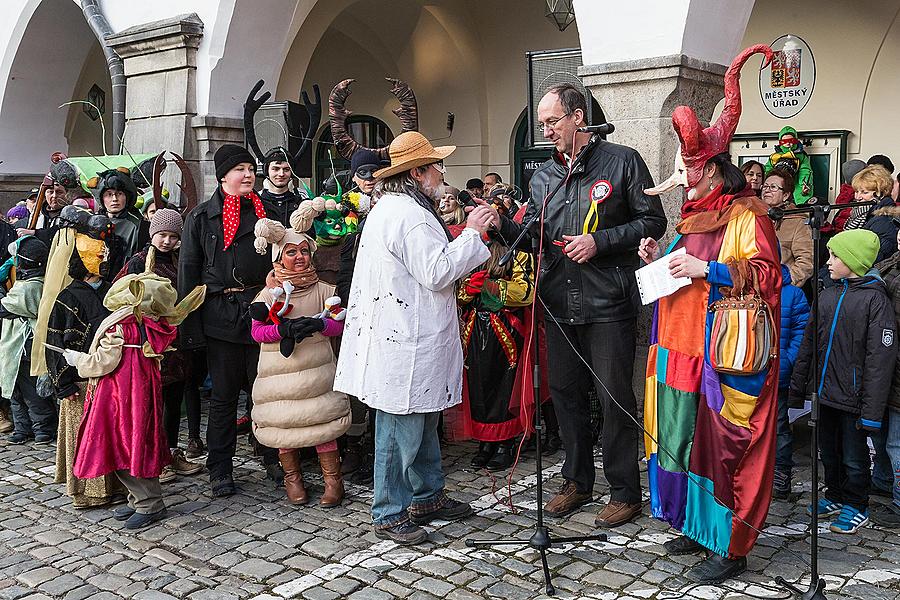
[278,450,308,505]
[318,450,344,508]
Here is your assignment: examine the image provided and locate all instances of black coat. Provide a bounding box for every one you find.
[46,280,111,399]
[498,138,667,324]
[862,196,899,265]
[790,273,897,427]
[178,188,275,348]
[260,188,306,227]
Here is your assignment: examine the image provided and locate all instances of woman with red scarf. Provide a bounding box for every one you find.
[249,216,351,506]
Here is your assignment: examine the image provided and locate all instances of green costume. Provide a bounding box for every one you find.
[765,125,814,204]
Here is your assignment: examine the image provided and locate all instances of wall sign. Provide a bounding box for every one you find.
[758,34,815,119]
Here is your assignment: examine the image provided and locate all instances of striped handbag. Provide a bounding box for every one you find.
[708,261,777,375]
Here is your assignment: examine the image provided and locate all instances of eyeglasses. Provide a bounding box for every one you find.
[536,113,571,134]
[761,184,784,192]
[431,161,447,174]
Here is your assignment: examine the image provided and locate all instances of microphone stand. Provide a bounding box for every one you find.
[466,133,608,596]
[770,199,876,600]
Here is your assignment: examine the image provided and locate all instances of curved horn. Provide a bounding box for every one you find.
[386,78,418,134]
[244,79,271,165]
[171,152,198,215]
[152,152,167,209]
[708,44,773,151]
[293,84,322,163]
[329,79,363,160]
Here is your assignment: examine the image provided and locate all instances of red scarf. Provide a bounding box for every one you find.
[222,191,266,249]
[680,183,734,218]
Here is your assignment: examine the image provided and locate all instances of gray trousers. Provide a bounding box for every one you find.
[116,470,164,514]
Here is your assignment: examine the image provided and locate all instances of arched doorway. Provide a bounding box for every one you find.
[512,99,605,200]
[314,115,393,194]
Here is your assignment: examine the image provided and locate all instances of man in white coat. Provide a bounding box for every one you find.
[335,131,494,545]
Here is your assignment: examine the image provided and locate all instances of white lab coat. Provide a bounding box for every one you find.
[334,192,490,414]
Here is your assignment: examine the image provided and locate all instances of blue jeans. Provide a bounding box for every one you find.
[372,410,445,526]
[776,388,794,472]
[819,404,871,511]
[881,408,900,508]
[871,409,894,494]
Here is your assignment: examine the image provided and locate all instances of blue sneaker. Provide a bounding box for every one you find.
[807,498,842,519]
[829,505,869,534]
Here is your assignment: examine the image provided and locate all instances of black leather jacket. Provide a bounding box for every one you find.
[178,188,275,348]
[498,138,666,324]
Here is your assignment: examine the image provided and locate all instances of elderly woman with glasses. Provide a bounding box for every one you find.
[762,168,814,287]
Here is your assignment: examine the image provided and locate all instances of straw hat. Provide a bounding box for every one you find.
[373,131,456,180]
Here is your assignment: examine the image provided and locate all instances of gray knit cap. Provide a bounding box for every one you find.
[149,208,184,237]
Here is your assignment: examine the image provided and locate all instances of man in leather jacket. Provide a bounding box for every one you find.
[494,84,666,527]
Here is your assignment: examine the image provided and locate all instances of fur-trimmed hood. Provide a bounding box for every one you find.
[872,204,900,219]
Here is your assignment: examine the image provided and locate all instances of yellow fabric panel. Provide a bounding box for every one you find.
[644,374,658,457]
[719,383,757,429]
[717,208,760,262]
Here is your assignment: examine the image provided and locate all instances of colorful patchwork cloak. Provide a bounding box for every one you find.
[645,190,781,558]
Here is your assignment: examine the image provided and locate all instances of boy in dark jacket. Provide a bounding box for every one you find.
[791,229,897,533]
[774,265,810,499]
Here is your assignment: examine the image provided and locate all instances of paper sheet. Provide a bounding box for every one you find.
[635,248,692,305]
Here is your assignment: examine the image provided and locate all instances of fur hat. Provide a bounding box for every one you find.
[215,144,256,181]
[253,218,317,261]
[149,208,183,238]
[94,168,139,206]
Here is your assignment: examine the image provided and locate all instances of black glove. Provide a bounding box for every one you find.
[277,319,293,339]
[289,317,326,342]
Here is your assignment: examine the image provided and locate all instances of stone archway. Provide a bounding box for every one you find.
[0,0,105,174]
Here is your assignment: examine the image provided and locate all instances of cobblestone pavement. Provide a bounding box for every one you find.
[1,423,898,600]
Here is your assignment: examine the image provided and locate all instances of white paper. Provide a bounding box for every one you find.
[635,248,692,305]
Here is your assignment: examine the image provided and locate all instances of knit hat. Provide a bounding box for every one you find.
[150,208,184,238]
[841,159,867,185]
[350,148,385,181]
[215,144,256,181]
[827,229,880,276]
[6,202,28,221]
[15,236,49,274]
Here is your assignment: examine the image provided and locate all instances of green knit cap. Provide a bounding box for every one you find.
[827,229,880,276]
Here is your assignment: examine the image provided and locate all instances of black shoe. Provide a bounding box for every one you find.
[124,508,168,530]
[34,433,54,445]
[374,521,428,545]
[265,462,285,488]
[772,469,791,500]
[664,535,704,555]
[470,442,498,469]
[687,554,747,584]
[350,460,374,485]
[9,432,31,444]
[113,505,136,521]
[409,497,474,526]
[871,504,900,528]
[485,441,515,471]
[211,474,236,497]
[341,439,364,475]
[871,486,894,499]
[542,433,561,455]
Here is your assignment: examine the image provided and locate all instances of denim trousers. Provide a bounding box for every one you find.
[775,387,794,472]
[871,409,895,495]
[819,404,871,511]
[372,410,445,526]
[877,407,900,508]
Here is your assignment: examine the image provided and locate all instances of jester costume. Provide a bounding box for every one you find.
[765,126,814,205]
[644,45,781,561]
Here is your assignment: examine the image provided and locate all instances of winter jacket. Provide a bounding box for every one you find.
[863,197,900,265]
[178,188,275,348]
[46,280,111,399]
[779,266,810,389]
[250,282,350,449]
[790,272,897,428]
[875,252,900,411]
[773,209,814,288]
[498,137,667,324]
[0,276,43,397]
[259,188,306,228]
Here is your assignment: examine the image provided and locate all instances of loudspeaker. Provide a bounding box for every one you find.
[252,101,313,177]
[526,48,597,148]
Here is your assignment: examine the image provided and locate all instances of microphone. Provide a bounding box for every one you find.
[577,123,615,135]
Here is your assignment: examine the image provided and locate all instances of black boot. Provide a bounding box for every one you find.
[486,440,515,471]
[687,554,747,584]
[341,436,364,475]
[542,431,561,455]
[265,461,285,488]
[471,442,498,468]
[663,535,704,555]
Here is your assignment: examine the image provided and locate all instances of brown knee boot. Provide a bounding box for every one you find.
[278,450,307,505]
[318,450,344,508]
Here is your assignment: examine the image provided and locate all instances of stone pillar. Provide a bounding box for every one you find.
[580,55,728,355]
[191,115,244,198]
[106,14,203,206]
[580,55,727,235]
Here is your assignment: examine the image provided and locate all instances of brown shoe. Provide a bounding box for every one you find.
[544,481,592,517]
[0,408,13,434]
[171,449,203,476]
[279,450,308,505]
[318,450,344,508]
[594,500,642,528]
